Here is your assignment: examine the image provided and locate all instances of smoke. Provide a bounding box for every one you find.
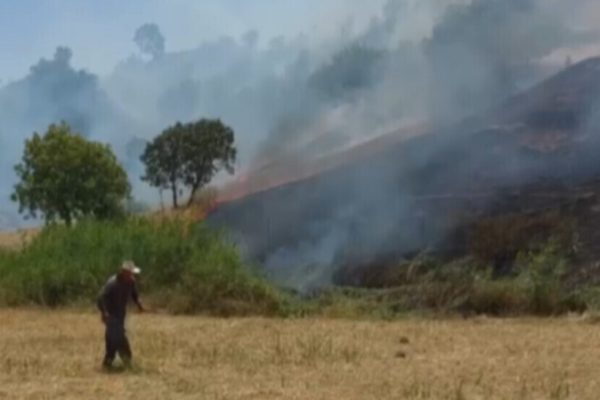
[0,47,138,227]
[255,0,600,170]
[209,0,600,291]
[0,1,599,286]
[425,0,563,121]
[0,47,114,141]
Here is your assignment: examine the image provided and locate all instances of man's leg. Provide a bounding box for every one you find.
[118,332,133,367]
[103,321,118,369]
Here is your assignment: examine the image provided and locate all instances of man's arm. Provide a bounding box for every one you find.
[131,282,144,312]
[97,288,109,323]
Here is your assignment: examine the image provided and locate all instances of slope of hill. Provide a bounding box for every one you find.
[208,57,600,291]
[218,123,430,203]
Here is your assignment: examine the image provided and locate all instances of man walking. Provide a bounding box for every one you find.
[97,261,145,369]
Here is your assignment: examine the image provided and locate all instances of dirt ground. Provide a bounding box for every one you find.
[1,310,600,399]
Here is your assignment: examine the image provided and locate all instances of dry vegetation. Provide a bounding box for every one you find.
[0,229,38,250]
[2,309,600,399]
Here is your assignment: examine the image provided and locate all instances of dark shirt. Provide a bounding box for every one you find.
[97,275,139,321]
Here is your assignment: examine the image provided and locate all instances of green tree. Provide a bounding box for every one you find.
[141,119,236,208]
[12,122,131,225]
[309,45,385,100]
[134,23,165,59]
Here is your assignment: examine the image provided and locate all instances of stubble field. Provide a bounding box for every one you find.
[0,230,37,250]
[2,310,600,399]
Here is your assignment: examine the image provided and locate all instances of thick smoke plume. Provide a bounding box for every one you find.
[0,1,598,291]
[209,0,600,291]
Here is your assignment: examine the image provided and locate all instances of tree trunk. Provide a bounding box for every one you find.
[63,216,72,227]
[187,183,200,208]
[171,182,179,209]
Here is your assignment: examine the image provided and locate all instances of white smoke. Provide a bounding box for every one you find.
[0,0,598,234]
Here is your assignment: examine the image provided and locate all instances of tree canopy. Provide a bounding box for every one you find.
[134,23,166,59]
[141,119,236,208]
[12,122,131,225]
[308,45,385,101]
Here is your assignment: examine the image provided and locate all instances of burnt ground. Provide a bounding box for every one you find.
[208,57,600,289]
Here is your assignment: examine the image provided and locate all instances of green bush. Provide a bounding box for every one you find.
[469,212,576,274]
[0,218,287,316]
[0,219,592,319]
[460,278,530,316]
[514,241,585,315]
[459,242,586,316]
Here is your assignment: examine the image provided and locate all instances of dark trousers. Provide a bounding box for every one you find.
[103,317,132,367]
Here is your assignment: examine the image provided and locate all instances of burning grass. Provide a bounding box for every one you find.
[2,309,600,399]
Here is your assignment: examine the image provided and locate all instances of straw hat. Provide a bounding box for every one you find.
[121,260,141,275]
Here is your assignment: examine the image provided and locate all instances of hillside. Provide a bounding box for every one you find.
[208,57,600,290]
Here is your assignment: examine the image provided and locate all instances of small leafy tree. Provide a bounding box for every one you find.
[141,119,236,208]
[140,125,186,208]
[12,122,131,225]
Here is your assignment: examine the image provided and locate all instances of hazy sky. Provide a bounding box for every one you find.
[1,0,599,81]
[0,0,388,82]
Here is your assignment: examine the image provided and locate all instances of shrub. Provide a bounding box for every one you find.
[0,218,286,316]
[460,242,586,316]
[515,241,585,315]
[469,212,576,275]
[460,279,528,316]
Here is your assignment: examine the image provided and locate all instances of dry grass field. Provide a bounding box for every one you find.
[2,310,600,399]
[0,229,38,250]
